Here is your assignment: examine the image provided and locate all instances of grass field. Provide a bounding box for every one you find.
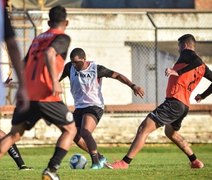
[0,144,211,180]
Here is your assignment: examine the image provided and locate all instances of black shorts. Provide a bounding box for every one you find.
[12,101,74,130]
[148,98,189,131]
[73,106,103,128]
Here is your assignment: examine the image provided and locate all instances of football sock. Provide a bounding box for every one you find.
[91,153,99,164]
[48,147,68,172]
[8,144,25,168]
[123,155,132,164]
[188,154,197,162]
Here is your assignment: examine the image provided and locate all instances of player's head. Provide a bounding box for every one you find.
[70,48,86,71]
[178,34,196,53]
[48,5,68,28]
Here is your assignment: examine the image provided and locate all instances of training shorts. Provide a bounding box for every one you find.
[73,106,103,128]
[148,98,189,131]
[12,101,74,130]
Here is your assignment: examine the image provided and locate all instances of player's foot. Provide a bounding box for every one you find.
[191,159,204,169]
[105,160,129,169]
[42,168,60,180]
[99,157,107,167]
[90,163,104,170]
[19,165,33,171]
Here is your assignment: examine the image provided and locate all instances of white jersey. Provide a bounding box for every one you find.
[70,61,104,109]
[0,1,5,105]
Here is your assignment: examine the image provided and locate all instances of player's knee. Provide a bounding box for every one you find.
[8,132,21,142]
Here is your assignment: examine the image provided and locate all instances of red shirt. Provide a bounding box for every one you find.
[166,63,205,106]
[24,28,70,102]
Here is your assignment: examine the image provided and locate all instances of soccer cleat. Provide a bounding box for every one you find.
[191,159,204,169]
[19,165,33,171]
[99,157,107,167]
[105,160,129,169]
[42,168,60,180]
[90,163,104,170]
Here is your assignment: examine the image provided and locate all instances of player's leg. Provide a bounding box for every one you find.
[0,123,25,158]
[73,106,105,169]
[0,129,32,170]
[108,116,158,169]
[80,113,101,168]
[74,128,89,152]
[40,102,77,179]
[165,124,204,168]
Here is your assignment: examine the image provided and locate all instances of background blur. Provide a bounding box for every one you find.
[0,0,211,146]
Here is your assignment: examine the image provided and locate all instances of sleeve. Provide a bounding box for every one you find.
[200,84,212,99]
[59,62,71,81]
[177,55,203,75]
[97,65,114,78]
[50,34,71,59]
[204,66,212,81]
[4,8,15,40]
[201,66,212,99]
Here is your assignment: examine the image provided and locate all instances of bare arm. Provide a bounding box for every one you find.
[5,37,29,111]
[111,72,144,98]
[45,47,62,96]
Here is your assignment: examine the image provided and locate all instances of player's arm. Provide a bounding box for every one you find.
[166,55,202,77]
[177,56,202,75]
[59,62,71,81]
[45,34,71,95]
[97,65,144,98]
[195,66,212,102]
[4,8,29,111]
[45,47,60,96]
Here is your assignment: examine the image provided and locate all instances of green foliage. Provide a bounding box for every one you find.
[0,144,211,180]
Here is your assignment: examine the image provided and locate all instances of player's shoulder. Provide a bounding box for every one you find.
[65,61,72,68]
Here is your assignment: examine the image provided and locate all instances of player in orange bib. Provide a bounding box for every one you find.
[0,5,76,180]
[107,34,212,169]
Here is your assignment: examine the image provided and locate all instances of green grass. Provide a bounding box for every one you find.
[0,144,211,180]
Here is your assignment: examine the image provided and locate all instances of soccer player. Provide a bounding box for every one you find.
[107,34,212,169]
[195,83,212,102]
[59,48,145,169]
[0,5,77,180]
[0,0,31,170]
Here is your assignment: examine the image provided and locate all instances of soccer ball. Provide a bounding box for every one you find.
[69,154,87,169]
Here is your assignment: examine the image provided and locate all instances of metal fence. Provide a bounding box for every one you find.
[5,9,212,108]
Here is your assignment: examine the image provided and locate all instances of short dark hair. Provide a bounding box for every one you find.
[178,34,196,44]
[49,5,67,23]
[70,48,86,59]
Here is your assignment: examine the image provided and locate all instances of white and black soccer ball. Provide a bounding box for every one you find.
[69,154,87,169]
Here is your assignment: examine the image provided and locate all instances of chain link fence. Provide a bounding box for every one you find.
[6,10,212,109]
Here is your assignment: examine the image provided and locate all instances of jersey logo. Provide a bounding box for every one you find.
[74,72,94,78]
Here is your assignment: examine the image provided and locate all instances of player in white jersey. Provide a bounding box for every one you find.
[60,48,145,169]
[0,0,31,170]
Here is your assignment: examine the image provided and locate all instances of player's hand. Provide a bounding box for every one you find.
[132,85,145,98]
[16,86,29,112]
[165,68,179,77]
[52,81,62,96]
[195,94,202,103]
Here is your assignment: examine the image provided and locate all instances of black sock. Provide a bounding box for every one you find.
[8,144,25,168]
[123,155,132,164]
[48,147,68,172]
[91,153,99,164]
[188,154,197,162]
